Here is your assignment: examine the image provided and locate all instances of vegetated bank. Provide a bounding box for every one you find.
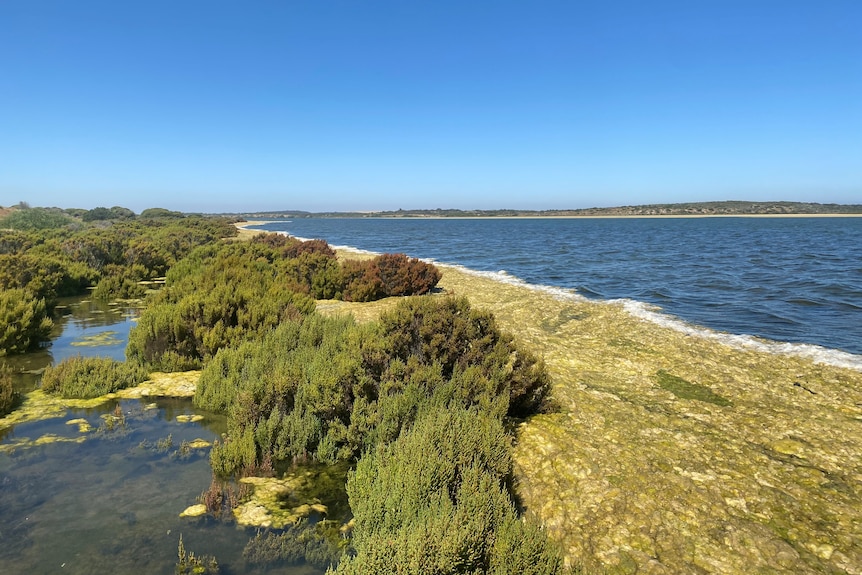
[410,260,862,574]
[1,206,569,574]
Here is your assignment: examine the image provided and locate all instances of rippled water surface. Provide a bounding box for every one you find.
[256,217,862,356]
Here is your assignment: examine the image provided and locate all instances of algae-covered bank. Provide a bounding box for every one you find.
[440,265,862,574]
[325,254,862,574]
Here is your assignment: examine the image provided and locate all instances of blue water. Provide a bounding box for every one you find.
[253,217,862,360]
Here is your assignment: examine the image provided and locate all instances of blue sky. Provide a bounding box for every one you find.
[1,0,860,213]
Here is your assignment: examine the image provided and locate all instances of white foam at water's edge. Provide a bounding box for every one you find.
[447,264,862,372]
[253,230,862,372]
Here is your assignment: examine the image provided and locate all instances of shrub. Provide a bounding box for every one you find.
[0,207,71,230]
[202,297,551,475]
[41,356,149,398]
[341,254,440,302]
[1,363,15,416]
[91,264,149,300]
[0,253,95,302]
[341,259,385,302]
[127,278,314,370]
[378,297,551,417]
[333,406,564,575]
[374,253,440,297]
[0,288,53,355]
[201,315,366,475]
[280,252,344,299]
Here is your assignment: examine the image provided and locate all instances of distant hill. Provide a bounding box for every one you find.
[236,201,862,219]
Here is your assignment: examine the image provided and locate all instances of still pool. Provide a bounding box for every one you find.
[1,296,341,574]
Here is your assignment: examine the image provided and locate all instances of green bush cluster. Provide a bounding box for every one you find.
[127,243,317,371]
[0,206,72,230]
[0,288,53,355]
[251,232,441,301]
[194,288,559,572]
[129,236,442,371]
[198,296,550,475]
[333,406,564,574]
[40,356,149,398]
[0,214,236,306]
[0,213,238,357]
[1,363,15,416]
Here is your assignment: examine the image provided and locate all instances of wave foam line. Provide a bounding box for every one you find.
[248,232,862,372]
[449,264,862,372]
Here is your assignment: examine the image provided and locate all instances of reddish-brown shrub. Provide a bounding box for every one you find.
[341,255,440,302]
[282,238,336,259]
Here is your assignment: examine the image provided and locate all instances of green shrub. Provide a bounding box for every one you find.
[0,207,71,230]
[91,264,149,300]
[1,363,15,416]
[41,356,149,398]
[378,297,551,417]
[201,297,551,475]
[127,279,314,371]
[332,406,564,575]
[0,288,53,355]
[0,253,95,302]
[201,315,366,475]
[280,251,344,299]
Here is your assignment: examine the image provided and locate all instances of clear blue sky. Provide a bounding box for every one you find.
[1,0,860,213]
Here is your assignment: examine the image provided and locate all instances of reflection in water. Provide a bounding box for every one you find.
[2,295,141,392]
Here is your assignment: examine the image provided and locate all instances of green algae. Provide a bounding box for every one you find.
[176,414,204,423]
[323,254,862,575]
[66,417,95,433]
[0,371,201,443]
[655,369,733,407]
[69,330,124,347]
[233,463,350,529]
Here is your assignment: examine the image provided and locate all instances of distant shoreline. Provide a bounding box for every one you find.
[238,213,862,222]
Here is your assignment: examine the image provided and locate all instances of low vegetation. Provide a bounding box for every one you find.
[128,234,440,370]
[40,356,150,398]
[2,206,564,574]
[0,288,53,355]
[0,364,15,416]
[0,207,239,356]
[335,405,564,574]
[197,296,550,476]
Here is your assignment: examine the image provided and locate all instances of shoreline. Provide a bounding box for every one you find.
[237,213,862,221]
[423,262,862,573]
[318,255,862,573]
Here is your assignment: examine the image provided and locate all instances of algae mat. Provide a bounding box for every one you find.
[325,261,862,574]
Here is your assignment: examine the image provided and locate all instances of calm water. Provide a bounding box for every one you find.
[254,217,862,362]
[0,296,330,575]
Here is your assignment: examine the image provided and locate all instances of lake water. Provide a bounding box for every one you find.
[253,216,862,368]
[0,296,331,575]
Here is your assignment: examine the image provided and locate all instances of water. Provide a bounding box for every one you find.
[0,295,332,575]
[252,217,862,363]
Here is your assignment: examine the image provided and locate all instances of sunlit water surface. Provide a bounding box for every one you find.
[0,297,329,575]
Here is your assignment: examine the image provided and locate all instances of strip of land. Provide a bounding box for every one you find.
[322,252,862,575]
[231,200,862,220]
